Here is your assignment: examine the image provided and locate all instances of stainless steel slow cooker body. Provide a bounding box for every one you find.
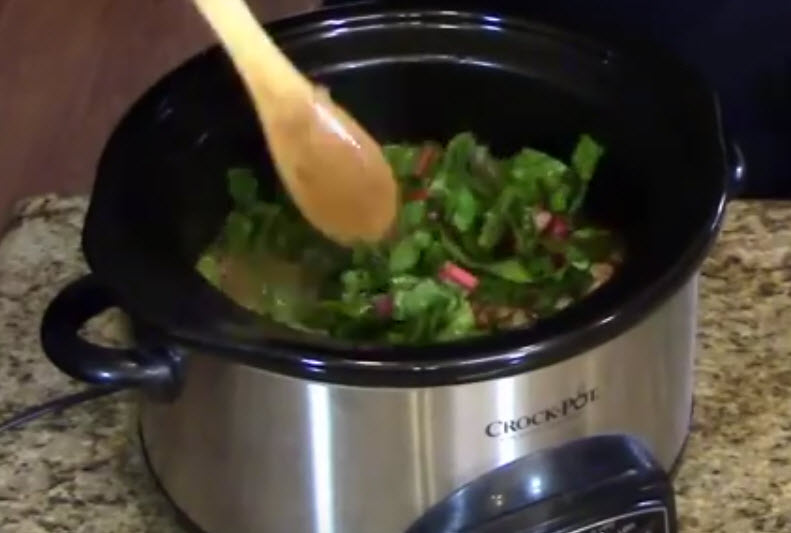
[138,280,697,533]
[39,3,741,533]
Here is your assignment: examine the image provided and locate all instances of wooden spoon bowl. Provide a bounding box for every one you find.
[191,0,398,246]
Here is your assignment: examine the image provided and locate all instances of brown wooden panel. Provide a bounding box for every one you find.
[0,0,318,220]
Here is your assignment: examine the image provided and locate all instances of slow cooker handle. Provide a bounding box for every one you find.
[40,274,180,395]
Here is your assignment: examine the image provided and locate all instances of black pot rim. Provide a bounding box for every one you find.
[88,3,732,388]
[134,204,724,387]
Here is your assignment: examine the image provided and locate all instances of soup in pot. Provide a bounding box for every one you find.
[196,132,622,344]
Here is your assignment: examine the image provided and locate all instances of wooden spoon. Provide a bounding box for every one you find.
[191,0,398,246]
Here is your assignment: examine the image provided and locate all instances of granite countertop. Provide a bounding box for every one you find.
[0,195,789,532]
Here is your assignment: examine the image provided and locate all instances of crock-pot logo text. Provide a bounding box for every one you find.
[485,388,599,438]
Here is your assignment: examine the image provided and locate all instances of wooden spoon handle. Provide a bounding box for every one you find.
[191,0,313,108]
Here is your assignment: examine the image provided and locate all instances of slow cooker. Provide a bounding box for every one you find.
[39,3,744,532]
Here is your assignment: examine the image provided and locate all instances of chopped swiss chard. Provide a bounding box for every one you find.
[227,168,259,209]
[438,262,479,291]
[196,132,620,343]
[383,144,420,178]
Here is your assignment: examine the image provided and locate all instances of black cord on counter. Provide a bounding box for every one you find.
[0,386,124,433]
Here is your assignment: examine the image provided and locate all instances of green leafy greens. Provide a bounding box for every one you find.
[196,133,621,344]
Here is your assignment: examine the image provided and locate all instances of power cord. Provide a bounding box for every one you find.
[0,386,124,433]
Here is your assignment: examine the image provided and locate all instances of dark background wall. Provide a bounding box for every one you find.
[527,0,791,199]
